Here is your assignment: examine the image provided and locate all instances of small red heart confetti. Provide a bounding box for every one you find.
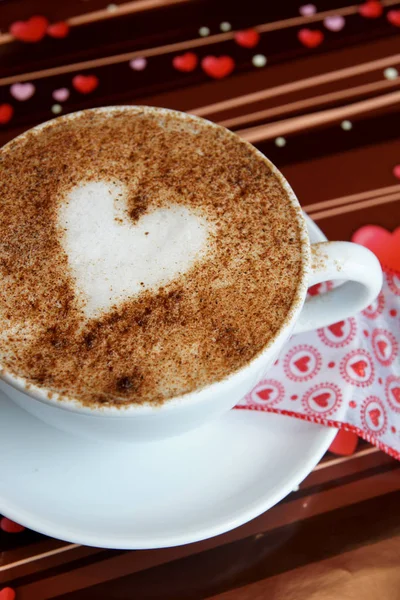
[359,1,383,18]
[297,29,324,48]
[328,321,345,337]
[393,165,400,180]
[47,21,70,38]
[294,355,310,372]
[256,388,273,401]
[234,29,260,48]
[349,400,357,408]
[351,360,367,377]
[369,408,381,427]
[10,15,48,42]
[313,392,330,407]
[0,517,25,533]
[0,588,16,600]
[201,56,235,79]
[72,74,99,94]
[352,225,400,272]
[329,430,358,455]
[387,10,400,26]
[172,52,198,72]
[0,104,13,125]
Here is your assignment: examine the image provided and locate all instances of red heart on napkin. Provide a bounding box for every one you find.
[387,10,400,26]
[314,392,330,407]
[391,387,400,404]
[172,52,198,72]
[352,225,400,272]
[10,15,48,42]
[295,356,310,372]
[0,589,16,600]
[297,29,324,48]
[328,321,345,337]
[0,517,25,533]
[201,56,235,79]
[0,104,13,125]
[308,283,321,296]
[72,74,99,94]
[351,360,367,377]
[257,388,273,401]
[47,21,70,38]
[359,1,383,18]
[329,430,358,456]
[377,340,387,356]
[369,408,381,427]
[234,29,260,48]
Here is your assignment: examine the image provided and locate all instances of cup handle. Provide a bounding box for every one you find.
[293,241,383,335]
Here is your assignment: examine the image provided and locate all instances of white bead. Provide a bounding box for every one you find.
[51,104,62,114]
[341,120,352,131]
[384,67,398,80]
[199,26,210,37]
[220,21,232,32]
[275,137,286,147]
[252,54,267,68]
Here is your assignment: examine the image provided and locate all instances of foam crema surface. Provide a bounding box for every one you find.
[0,107,304,407]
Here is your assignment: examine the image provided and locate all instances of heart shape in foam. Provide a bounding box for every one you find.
[59,182,209,318]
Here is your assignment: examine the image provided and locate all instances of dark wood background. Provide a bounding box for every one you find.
[1,0,400,598]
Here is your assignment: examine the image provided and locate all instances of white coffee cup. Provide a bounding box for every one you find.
[0,107,383,442]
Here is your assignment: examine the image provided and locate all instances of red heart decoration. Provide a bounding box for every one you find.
[297,29,324,48]
[0,589,16,600]
[377,340,387,356]
[328,321,345,337]
[201,56,235,79]
[391,387,400,404]
[172,52,198,72]
[47,21,70,38]
[0,517,25,533]
[234,29,260,48]
[352,225,400,272]
[0,104,13,125]
[329,429,358,456]
[359,1,383,18]
[257,388,273,401]
[72,74,99,94]
[313,392,330,407]
[369,408,381,427]
[308,283,321,296]
[10,15,48,42]
[350,360,367,377]
[294,355,310,372]
[387,10,400,26]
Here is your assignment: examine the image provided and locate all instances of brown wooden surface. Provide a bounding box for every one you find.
[1,0,400,598]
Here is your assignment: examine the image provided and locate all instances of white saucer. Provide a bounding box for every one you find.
[0,216,342,550]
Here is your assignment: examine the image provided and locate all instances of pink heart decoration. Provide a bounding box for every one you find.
[129,57,147,71]
[10,82,35,101]
[299,4,317,16]
[52,87,70,102]
[324,15,345,31]
[352,225,400,272]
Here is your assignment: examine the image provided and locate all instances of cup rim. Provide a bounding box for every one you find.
[0,105,311,416]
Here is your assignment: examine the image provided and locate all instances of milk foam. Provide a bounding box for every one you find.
[58,181,209,317]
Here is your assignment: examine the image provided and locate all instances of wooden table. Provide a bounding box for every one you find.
[1,1,400,598]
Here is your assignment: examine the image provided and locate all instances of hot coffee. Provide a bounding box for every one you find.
[0,107,304,406]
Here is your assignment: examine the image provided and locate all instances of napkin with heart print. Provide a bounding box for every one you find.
[236,269,400,461]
